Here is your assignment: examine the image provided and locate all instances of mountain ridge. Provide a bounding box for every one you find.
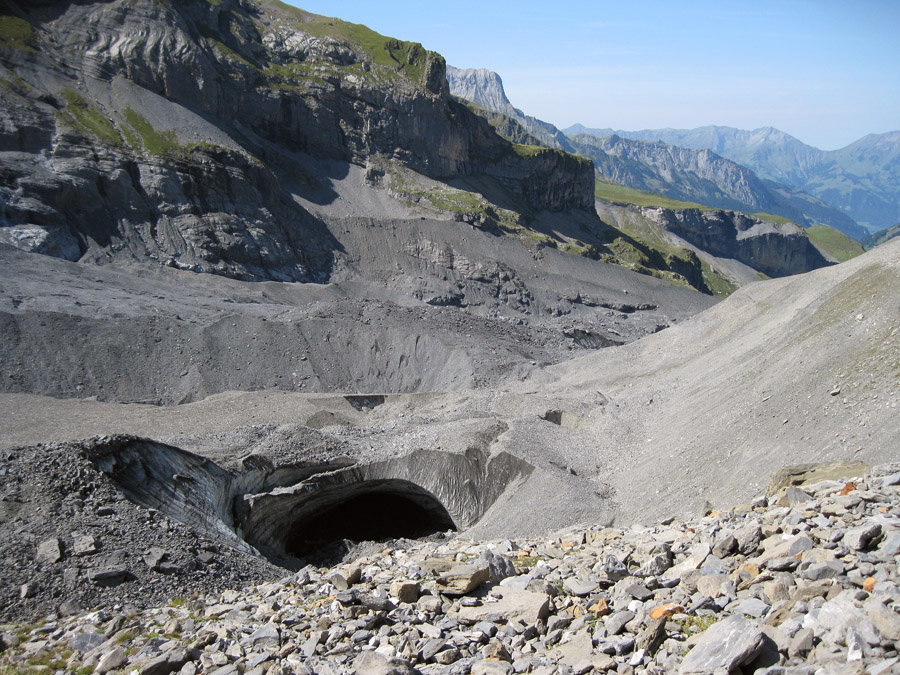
[565,123,900,232]
[0,0,601,281]
[447,66,865,243]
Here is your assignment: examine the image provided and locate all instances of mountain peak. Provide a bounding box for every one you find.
[446,65,517,118]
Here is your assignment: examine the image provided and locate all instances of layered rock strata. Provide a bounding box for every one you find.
[644,207,832,277]
[0,0,594,280]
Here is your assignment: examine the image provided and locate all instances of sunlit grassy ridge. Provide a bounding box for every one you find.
[267,1,429,84]
[594,180,709,211]
[594,178,865,292]
[806,225,865,262]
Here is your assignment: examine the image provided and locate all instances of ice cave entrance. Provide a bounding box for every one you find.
[284,479,456,558]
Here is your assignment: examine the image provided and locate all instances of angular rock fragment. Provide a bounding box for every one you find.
[844,523,882,550]
[72,533,99,556]
[89,566,133,586]
[248,623,280,650]
[455,587,550,624]
[390,580,420,604]
[604,556,629,581]
[636,617,667,656]
[476,551,517,584]
[563,578,598,597]
[352,651,414,675]
[36,537,63,563]
[96,646,127,674]
[437,565,490,595]
[679,615,764,673]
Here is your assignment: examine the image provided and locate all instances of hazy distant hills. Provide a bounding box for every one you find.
[447,67,865,239]
[566,124,900,233]
[565,134,865,238]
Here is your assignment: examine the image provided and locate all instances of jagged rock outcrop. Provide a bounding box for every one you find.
[447,65,574,151]
[489,148,594,212]
[0,0,594,280]
[645,207,832,277]
[584,136,775,209]
[446,66,519,118]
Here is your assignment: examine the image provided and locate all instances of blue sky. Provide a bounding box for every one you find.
[285,1,899,150]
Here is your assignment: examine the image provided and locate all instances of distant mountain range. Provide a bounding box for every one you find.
[565,124,900,234]
[565,134,865,239]
[447,67,867,240]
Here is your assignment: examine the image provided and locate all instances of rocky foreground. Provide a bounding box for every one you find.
[2,464,900,675]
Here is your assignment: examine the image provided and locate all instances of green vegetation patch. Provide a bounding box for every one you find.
[594,180,709,211]
[677,614,720,635]
[262,61,329,89]
[61,89,122,147]
[0,14,37,53]
[269,2,429,85]
[384,162,521,230]
[511,144,593,172]
[512,143,545,158]
[700,259,739,298]
[123,107,182,156]
[805,225,865,262]
[197,24,255,67]
[749,211,793,226]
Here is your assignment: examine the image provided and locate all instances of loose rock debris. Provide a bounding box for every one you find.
[2,464,900,674]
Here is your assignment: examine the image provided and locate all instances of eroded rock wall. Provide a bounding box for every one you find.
[645,207,832,277]
[0,0,595,280]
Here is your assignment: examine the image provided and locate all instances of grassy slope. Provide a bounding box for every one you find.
[595,180,709,211]
[596,180,799,227]
[0,15,37,53]
[267,0,429,84]
[594,178,869,295]
[805,226,865,262]
[597,179,864,262]
[595,197,735,297]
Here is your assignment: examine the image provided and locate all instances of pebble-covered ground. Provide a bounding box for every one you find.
[2,464,899,675]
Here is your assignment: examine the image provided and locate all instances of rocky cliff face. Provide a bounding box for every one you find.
[0,0,594,280]
[447,65,574,152]
[489,147,594,212]
[569,134,862,237]
[445,66,864,240]
[645,207,832,277]
[446,66,518,118]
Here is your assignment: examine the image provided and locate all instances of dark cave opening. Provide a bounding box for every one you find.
[285,483,456,560]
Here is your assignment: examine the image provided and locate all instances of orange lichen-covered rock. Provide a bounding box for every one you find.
[839,482,857,496]
[737,563,760,577]
[649,603,684,621]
